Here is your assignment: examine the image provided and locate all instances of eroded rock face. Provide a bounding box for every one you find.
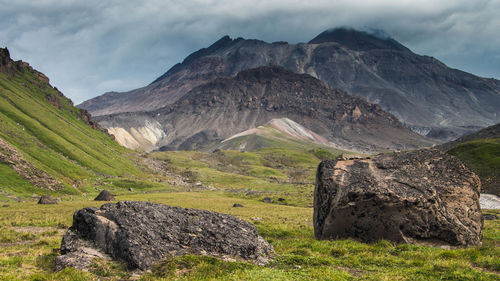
[55,201,274,271]
[314,149,483,246]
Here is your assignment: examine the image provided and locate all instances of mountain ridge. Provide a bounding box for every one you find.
[95,66,432,153]
[79,27,500,141]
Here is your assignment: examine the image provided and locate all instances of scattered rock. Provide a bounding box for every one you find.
[314,149,483,246]
[277,198,285,202]
[94,190,114,201]
[38,195,57,204]
[262,197,273,203]
[55,201,274,271]
[483,214,498,220]
[2,204,10,208]
[128,188,133,192]
[233,203,244,208]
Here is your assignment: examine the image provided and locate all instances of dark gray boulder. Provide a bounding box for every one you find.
[94,190,114,201]
[262,197,273,203]
[233,203,244,207]
[55,201,274,271]
[38,195,57,204]
[314,149,483,246]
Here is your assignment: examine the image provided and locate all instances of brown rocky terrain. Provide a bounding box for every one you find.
[79,28,500,141]
[96,66,432,153]
[314,149,483,246]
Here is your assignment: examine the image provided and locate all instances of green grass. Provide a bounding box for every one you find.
[148,146,344,207]
[0,192,498,280]
[447,138,500,195]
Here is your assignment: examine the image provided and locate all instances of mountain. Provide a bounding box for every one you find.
[79,27,500,141]
[439,123,500,196]
[0,48,140,200]
[95,66,432,153]
[217,118,337,151]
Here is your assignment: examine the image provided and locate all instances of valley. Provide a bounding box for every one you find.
[0,24,499,281]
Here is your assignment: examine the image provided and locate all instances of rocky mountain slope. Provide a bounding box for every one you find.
[439,123,500,196]
[0,48,140,199]
[80,27,500,140]
[217,118,334,151]
[95,66,432,153]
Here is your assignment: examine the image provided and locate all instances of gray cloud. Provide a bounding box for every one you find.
[1,0,499,104]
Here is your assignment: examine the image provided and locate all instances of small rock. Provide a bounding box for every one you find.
[94,190,114,201]
[233,203,244,208]
[277,198,285,202]
[38,195,57,204]
[483,214,498,220]
[2,204,10,208]
[128,188,133,192]
[262,197,273,203]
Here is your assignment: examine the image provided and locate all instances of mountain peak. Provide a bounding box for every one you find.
[308,27,410,52]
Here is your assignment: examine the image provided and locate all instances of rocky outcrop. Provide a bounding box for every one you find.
[94,190,114,201]
[55,201,274,271]
[38,195,57,204]
[0,138,62,190]
[79,28,500,140]
[314,149,483,246]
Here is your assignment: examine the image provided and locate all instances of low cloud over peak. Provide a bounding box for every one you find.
[1,0,499,103]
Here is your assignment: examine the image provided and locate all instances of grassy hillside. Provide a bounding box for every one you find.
[447,138,500,196]
[0,50,142,200]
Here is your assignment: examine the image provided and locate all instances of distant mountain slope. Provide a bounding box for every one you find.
[440,123,500,196]
[217,118,336,151]
[79,27,500,140]
[0,48,140,199]
[439,123,500,151]
[95,66,432,153]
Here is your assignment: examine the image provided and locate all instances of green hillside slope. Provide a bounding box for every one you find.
[0,48,140,199]
[447,138,500,196]
[440,123,500,196]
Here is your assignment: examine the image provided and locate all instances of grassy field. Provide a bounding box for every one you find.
[0,148,498,280]
[0,191,498,281]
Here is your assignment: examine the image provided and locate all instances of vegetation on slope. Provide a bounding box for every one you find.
[447,138,500,196]
[0,49,141,200]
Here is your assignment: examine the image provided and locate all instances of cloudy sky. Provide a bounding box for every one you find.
[1,0,499,104]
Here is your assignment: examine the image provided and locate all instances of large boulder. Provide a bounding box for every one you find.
[314,149,483,246]
[55,201,274,271]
